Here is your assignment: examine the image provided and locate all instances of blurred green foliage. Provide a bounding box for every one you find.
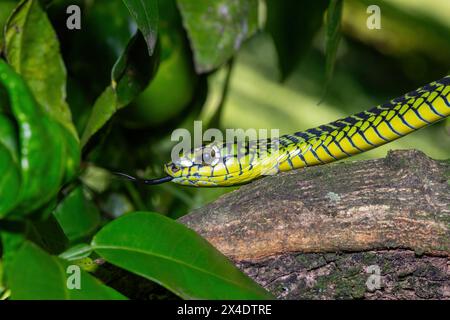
[0,0,448,300]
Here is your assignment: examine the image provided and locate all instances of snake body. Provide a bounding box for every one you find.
[127,76,450,187]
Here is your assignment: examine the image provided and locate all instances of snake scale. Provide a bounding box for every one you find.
[119,76,450,187]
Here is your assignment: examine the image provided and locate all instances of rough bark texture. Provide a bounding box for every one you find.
[179,150,450,299]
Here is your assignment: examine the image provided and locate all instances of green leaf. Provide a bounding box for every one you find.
[0,222,27,272]
[112,33,159,106]
[0,260,6,299]
[1,217,68,259]
[30,214,69,254]
[0,144,20,216]
[2,0,81,209]
[6,241,127,300]
[59,244,93,261]
[0,115,21,216]
[324,0,343,90]
[122,0,159,55]
[81,33,158,147]
[92,212,273,300]
[177,0,260,73]
[80,87,117,148]
[53,187,101,242]
[0,114,18,160]
[0,217,68,282]
[4,0,78,140]
[0,0,18,53]
[265,0,328,79]
[0,60,75,215]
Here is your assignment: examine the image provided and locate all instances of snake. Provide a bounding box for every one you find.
[117,75,450,187]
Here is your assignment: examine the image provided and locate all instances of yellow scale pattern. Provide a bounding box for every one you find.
[165,76,450,186]
[278,76,450,171]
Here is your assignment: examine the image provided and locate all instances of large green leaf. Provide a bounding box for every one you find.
[53,186,101,242]
[0,60,74,215]
[91,212,273,300]
[122,0,159,55]
[2,0,81,210]
[177,0,260,73]
[81,33,158,147]
[4,0,78,139]
[6,241,126,300]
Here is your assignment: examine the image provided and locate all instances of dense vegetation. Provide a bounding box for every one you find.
[0,0,448,299]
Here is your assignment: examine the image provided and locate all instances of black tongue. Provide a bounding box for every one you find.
[113,172,173,185]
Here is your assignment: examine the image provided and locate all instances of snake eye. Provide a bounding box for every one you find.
[202,145,220,166]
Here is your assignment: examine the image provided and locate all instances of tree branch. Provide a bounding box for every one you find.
[179,150,450,299]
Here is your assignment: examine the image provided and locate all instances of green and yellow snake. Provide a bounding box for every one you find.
[119,76,450,187]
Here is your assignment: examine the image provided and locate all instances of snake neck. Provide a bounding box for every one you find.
[277,75,450,171]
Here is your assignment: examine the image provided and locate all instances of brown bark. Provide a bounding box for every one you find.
[179,150,450,299]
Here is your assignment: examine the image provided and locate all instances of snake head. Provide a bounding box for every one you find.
[164,140,287,187]
[164,143,226,186]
